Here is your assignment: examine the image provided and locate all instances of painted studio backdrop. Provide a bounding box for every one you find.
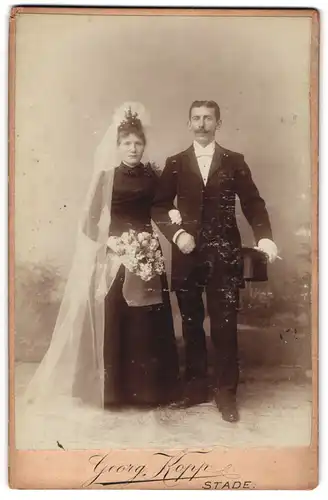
[14,14,312,375]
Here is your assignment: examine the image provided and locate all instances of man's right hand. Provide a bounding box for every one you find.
[176,231,196,254]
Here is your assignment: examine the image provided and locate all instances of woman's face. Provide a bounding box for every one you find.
[118,133,145,167]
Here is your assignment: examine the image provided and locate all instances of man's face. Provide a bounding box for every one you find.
[188,106,221,146]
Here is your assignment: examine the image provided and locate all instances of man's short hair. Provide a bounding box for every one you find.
[189,100,221,121]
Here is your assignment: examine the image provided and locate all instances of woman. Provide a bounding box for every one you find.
[24,103,180,410]
[97,108,180,407]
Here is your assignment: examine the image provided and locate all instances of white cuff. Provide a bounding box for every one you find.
[172,229,186,244]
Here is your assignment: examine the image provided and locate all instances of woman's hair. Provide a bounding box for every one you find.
[117,108,146,145]
[117,126,146,146]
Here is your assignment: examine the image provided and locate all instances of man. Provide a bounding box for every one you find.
[152,100,278,422]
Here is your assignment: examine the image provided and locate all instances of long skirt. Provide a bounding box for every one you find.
[103,265,180,407]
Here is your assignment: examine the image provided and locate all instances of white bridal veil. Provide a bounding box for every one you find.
[23,102,151,409]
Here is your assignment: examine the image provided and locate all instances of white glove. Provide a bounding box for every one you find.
[176,231,196,254]
[168,209,182,225]
[254,238,279,263]
[107,236,119,253]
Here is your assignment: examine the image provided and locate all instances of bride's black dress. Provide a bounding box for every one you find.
[103,162,180,407]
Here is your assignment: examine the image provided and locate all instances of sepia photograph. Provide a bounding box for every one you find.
[9,6,318,489]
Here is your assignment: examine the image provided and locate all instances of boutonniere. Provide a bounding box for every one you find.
[144,161,162,177]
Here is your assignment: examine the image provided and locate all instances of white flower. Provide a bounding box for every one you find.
[123,255,138,272]
[154,261,164,275]
[116,230,165,281]
[137,231,151,243]
[138,262,153,281]
[149,238,159,251]
[135,251,144,261]
[129,240,140,253]
[120,232,130,245]
[168,209,182,225]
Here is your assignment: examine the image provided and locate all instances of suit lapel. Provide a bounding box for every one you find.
[185,146,204,184]
[184,143,225,186]
[207,143,224,183]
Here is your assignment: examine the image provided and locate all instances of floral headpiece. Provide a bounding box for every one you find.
[118,107,143,131]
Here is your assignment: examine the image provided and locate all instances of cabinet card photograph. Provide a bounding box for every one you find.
[9,6,318,490]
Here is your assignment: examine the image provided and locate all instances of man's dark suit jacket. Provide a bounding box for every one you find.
[152,143,273,291]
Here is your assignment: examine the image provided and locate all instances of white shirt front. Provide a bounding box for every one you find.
[171,141,278,256]
[172,140,215,243]
[193,140,215,185]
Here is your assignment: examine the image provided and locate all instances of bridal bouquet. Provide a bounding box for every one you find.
[107,229,165,282]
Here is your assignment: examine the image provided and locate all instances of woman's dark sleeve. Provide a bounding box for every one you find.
[151,158,183,242]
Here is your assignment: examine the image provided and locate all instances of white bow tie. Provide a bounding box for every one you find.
[194,142,215,158]
[196,152,213,158]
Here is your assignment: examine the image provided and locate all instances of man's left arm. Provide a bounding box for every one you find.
[235,156,278,263]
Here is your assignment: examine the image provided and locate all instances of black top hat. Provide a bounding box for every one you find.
[242,247,268,282]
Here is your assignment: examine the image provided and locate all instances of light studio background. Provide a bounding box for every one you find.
[15,14,312,388]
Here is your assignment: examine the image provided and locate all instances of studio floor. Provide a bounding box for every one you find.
[14,362,312,450]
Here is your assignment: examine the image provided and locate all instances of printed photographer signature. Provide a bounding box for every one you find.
[82,450,240,488]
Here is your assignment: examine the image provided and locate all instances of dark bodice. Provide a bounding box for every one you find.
[109,162,157,236]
